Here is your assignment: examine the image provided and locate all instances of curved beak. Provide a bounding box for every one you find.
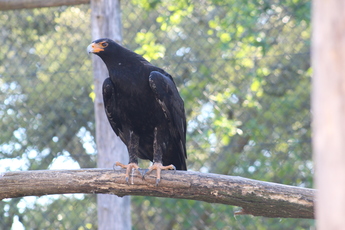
[87,42,104,53]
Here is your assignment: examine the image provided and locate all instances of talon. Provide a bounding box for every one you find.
[115,162,141,184]
[115,161,128,168]
[143,163,176,185]
[155,178,160,187]
[141,169,149,180]
[113,162,125,171]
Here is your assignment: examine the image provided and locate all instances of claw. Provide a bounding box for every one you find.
[114,162,141,185]
[144,163,176,185]
[141,169,149,180]
[155,178,161,187]
[172,165,176,173]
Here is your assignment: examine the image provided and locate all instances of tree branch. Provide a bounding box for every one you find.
[0,169,314,219]
[0,0,89,11]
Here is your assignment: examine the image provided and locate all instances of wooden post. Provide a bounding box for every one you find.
[312,0,345,229]
[90,0,131,229]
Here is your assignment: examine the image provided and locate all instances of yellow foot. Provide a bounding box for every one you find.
[114,162,141,184]
[144,163,176,186]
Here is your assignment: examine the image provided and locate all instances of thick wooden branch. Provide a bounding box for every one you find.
[0,0,89,11]
[0,169,314,219]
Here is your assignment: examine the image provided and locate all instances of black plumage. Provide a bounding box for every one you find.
[87,38,187,184]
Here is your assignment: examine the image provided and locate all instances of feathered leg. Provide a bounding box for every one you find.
[115,131,141,184]
[144,127,176,186]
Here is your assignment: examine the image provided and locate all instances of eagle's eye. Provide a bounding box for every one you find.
[101,42,108,47]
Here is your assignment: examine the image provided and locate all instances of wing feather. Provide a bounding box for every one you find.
[102,78,126,143]
[148,71,187,160]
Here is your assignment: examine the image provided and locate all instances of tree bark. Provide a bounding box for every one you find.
[312,0,345,229]
[90,0,131,229]
[0,169,315,219]
[0,0,89,10]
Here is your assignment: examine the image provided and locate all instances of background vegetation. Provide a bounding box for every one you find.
[0,0,313,229]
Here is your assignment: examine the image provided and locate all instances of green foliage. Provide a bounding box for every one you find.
[0,6,95,169]
[0,6,97,228]
[134,32,166,61]
[19,195,96,229]
[124,0,313,228]
[1,0,312,228]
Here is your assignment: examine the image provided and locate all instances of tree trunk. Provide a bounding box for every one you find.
[90,0,131,229]
[312,0,345,229]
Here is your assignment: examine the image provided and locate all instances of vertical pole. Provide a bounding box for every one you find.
[312,0,345,229]
[90,0,131,229]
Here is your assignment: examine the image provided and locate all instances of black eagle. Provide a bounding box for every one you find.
[87,38,187,185]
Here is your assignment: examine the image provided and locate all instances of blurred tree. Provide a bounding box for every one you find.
[122,0,313,228]
[0,5,97,228]
[0,0,313,228]
[0,6,95,169]
[19,195,97,229]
